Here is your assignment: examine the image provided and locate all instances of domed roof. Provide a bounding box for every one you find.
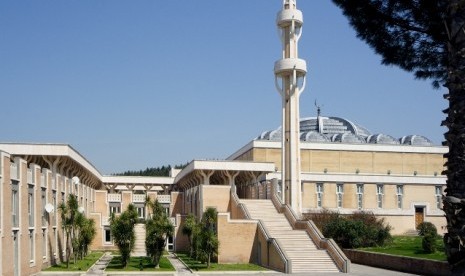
[300,116,371,138]
[256,115,435,146]
[400,135,433,146]
[367,134,399,145]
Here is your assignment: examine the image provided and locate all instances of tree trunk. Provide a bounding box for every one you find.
[443,0,465,273]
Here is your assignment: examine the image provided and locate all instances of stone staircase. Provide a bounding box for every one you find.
[132,223,147,257]
[241,199,340,273]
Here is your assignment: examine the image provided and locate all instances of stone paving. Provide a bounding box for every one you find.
[87,252,113,274]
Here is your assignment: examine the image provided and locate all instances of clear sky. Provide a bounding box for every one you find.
[0,1,446,174]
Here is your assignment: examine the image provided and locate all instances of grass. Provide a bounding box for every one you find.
[176,252,267,271]
[360,236,446,261]
[44,251,104,271]
[105,255,175,271]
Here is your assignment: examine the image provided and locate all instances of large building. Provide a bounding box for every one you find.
[0,0,447,275]
[0,115,446,274]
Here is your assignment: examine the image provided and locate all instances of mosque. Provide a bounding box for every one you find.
[0,0,446,275]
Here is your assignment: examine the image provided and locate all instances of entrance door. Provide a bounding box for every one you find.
[415,207,425,229]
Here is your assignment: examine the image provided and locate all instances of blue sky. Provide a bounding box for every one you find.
[0,1,446,174]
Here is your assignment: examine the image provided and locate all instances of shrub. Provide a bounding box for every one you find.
[306,210,392,249]
[417,222,439,253]
[303,209,339,232]
[417,222,438,236]
[422,233,437,253]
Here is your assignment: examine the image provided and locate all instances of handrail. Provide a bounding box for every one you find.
[271,192,349,273]
[257,220,290,273]
[231,191,251,219]
[234,192,289,273]
[325,238,350,273]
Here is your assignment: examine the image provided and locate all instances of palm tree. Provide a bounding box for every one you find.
[79,218,96,259]
[58,194,79,268]
[199,207,219,268]
[145,198,174,267]
[110,204,138,268]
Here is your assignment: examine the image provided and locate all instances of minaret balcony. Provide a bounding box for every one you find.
[276,9,303,28]
[274,58,307,76]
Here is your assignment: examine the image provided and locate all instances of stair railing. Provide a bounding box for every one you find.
[231,191,251,219]
[257,220,290,273]
[303,220,350,272]
[271,192,350,273]
[233,191,290,273]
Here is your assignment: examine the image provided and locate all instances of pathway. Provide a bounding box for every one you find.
[167,253,193,275]
[87,252,113,274]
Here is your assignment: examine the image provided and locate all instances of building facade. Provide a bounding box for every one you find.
[0,117,447,274]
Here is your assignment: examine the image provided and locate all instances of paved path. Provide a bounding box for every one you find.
[87,252,113,274]
[167,253,193,275]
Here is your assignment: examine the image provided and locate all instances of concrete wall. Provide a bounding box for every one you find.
[344,249,450,276]
[202,185,231,213]
[217,213,257,263]
[247,148,446,176]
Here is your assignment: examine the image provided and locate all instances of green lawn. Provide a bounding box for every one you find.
[105,255,175,271]
[360,236,446,261]
[176,253,267,271]
[44,251,104,271]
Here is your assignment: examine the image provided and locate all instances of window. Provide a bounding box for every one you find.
[104,227,112,243]
[109,202,121,215]
[316,183,323,208]
[376,184,384,208]
[336,184,344,208]
[11,181,19,228]
[137,206,145,219]
[396,185,404,209]
[435,186,443,209]
[52,191,57,226]
[41,188,47,227]
[29,230,35,262]
[28,185,34,227]
[42,229,47,258]
[356,184,364,209]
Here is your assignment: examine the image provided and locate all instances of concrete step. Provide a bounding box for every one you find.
[240,199,341,273]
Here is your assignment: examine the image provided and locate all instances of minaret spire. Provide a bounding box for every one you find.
[274,0,306,214]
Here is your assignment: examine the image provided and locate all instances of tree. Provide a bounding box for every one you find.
[58,194,79,268]
[78,217,96,259]
[145,198,174,267]
[58,194,96,267]
[109,204,138,268]
[198,207,219,268]
[182,214,197,257]
[418,222,440,253]
[332,0,465,271]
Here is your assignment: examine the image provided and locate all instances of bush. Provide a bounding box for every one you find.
[417,222,439,253]
[306,210,392,249]
[417,222,438,236]
[303,209,340,232]
[422,233,437,253]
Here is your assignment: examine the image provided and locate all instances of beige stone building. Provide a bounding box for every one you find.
[0,115,447,274]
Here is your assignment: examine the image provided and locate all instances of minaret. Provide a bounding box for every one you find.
[274,0,306,214]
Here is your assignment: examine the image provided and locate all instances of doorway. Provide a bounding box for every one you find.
[415,206,425,229]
